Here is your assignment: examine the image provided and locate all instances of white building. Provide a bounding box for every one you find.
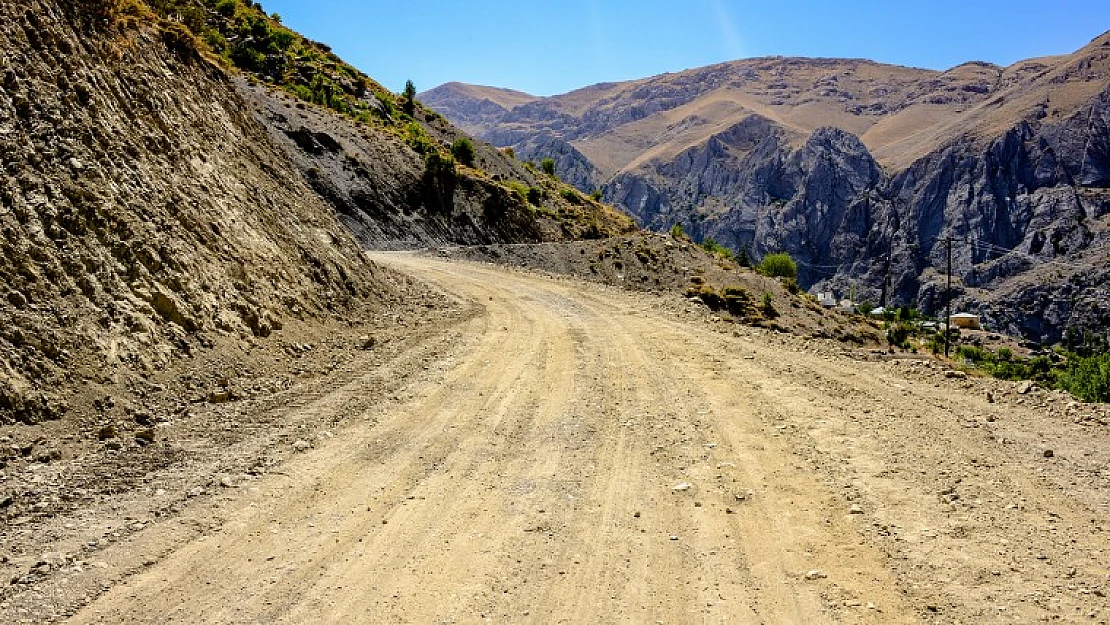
[948,313,981,330]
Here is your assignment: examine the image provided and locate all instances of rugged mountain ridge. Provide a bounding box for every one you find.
[423,34,1110,342]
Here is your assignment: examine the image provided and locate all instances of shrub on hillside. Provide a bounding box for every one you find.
[700,238,734,261]
[761,291,777,318]
[404,122,435,155]
[686,284,724,310]
[887,322,913,349]
[451,138,476,167]
[1056,352,1110,403]
[540,158,556,177]
[526,187,543,206]
[214,0,237,17]
[424,151,455,181]
[758,253,797,279]
[505,181,529,204]
[560,188,582,205]
[722,286,754,317]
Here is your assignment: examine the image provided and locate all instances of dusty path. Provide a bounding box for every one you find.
[67,254,1110,624]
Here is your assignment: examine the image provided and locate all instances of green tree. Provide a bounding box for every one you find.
[540,158,556,177]
[736,246,750,268]
[451,137,476,167]
[526,187,543,205]
[215,0,237,18]
[402,80,417,116]
[757,252,797,279]
[761,291,777,318]
[669,223,686,239]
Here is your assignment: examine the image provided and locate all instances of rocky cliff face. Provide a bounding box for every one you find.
[425,34,1110,343]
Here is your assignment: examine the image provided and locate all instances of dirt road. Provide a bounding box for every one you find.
[66,254,1110,624]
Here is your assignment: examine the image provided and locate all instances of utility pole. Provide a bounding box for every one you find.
[944,237,952,358]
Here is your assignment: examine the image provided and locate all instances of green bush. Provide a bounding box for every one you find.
[560,188,582,205]
[887,323,913,349]
[270,28,296,51]
[215,0,238,17]
[700,238,734,261]
[540,158,556,177]
[686,284,724,310]
[761,291,777,318]
[735,247,750,268]
[926,332,945,355]
[956,345,986,363]
[758,253,797,279]
[451,137,476,167]
[526,187,543,206]
[590,190,602,202]
[505,181,529,204]
[424,151,455,180]
[722,286,754,317]
[229,42,265,72]
[203,28,228,53]
[669,223,687,239]
[1055,352,1110,403]
[404,122,435,155]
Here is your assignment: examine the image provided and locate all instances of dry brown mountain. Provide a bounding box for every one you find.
[422,33,1110,343]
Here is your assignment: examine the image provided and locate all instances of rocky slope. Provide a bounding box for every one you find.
[423,34,1110,343]
[0,0,410,426]
[0,0,635,428]
[241,80,629,249]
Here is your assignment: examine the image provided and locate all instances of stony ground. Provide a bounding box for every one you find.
[2,253,1106,623]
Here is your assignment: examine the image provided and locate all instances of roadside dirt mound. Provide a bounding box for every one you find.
[442,233,884,344]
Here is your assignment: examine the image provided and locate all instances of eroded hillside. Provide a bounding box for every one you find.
[0,0,408,425]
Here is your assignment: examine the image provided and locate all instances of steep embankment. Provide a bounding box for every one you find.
[0,0,635,428]
[0,1,404,425]
[424,34,1110,342]
[241,80,630,249]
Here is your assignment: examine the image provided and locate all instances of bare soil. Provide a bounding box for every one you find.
[2,253,1109,623]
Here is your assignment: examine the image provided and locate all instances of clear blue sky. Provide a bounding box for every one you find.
[259,1,1107,96]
